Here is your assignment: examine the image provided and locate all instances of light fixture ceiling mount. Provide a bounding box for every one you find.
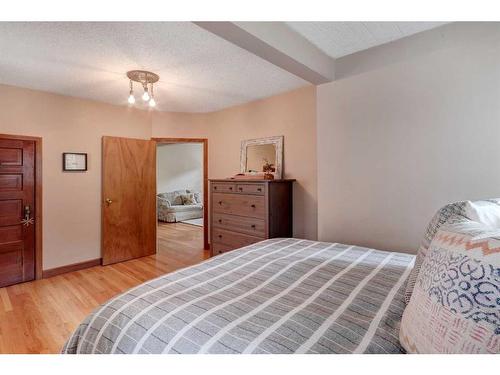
[126,70,160,85]
[126,70,159,107]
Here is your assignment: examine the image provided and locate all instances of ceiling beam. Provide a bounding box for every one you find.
[193,22,335,85]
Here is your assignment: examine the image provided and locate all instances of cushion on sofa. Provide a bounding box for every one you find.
[164,203,202,213]
[181,193,196,205]
[400,216,500,353]
[158,191,182,205]
[172,190,187,205]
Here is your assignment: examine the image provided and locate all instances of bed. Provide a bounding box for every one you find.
[63,238,415,354]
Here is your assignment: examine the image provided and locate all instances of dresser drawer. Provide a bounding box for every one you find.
[212,193,266,218]
[211,242,234,256]
[213,213,266,238]
[212,228,262,250]
[236,183,265,195]
[211,182,235,193]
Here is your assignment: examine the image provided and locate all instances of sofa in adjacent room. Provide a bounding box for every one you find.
[157,189,203,223]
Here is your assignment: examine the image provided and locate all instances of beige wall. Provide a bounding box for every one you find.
[317,23,500,254]
[152,86,318,240]
[0,83,317,271]
[0,84,151,269]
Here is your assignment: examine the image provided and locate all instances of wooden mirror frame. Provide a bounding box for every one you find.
[240,136,284,179]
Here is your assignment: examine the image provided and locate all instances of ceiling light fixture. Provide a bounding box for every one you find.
[126,70,159,108]
[148,84,156,107]
[142,88,150,102]
[127,80,135,104]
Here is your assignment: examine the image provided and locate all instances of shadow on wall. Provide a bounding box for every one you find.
[292,181,318,240]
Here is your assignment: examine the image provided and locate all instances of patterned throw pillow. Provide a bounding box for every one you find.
[181,193,196,205]
[400,216,500,353]
[405,199,500,304]
[404,201,468,304]
[171,192,184,205]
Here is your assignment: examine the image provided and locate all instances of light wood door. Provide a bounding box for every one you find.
[102,136,156,265]
[0,138,35,287]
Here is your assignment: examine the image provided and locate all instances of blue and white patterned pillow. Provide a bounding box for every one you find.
[400,216,500,353]
[404,201,468,304]
[404,199,500,304]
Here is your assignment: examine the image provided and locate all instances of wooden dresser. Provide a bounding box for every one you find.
[209,179,295,256]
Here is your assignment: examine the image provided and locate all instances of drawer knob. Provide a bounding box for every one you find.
[238,187,243,191]
[250,204,256,208]
[218,201,223,205]
[218,219,222,223]
[229,186,233,190]
[214,186,217,190]
[257,188,262,192]
[251,224,256,229]
[218,234,222,239]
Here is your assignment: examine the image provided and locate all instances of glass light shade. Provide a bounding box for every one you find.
[127,94,136,104]
[142,90,150,101]
[148,98,156,107]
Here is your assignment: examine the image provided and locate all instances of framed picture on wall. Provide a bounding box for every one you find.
[63,152,88,172]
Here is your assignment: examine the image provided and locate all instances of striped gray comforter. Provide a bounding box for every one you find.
[63,238,415,354]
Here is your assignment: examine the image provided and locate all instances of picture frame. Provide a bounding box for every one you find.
[63,152,88,172]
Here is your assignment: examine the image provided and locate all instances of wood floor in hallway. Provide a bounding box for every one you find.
[0,222,208,353]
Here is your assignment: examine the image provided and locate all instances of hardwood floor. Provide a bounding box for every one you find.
[0,222,209,354]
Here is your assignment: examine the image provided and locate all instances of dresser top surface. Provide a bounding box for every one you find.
[210,178,295,183]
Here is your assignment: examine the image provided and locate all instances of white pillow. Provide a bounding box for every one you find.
[464,200,500,229]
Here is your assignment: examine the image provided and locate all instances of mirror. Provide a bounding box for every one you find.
[246,144,276,173]
[240,136,283,179]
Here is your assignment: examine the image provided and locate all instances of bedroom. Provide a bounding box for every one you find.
[0,0,499,373]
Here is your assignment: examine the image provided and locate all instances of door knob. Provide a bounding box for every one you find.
[105,198,113,206]
[20,205,34,227]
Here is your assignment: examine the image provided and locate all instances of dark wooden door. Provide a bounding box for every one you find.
[102,136,157,265]
[0,138,35,287]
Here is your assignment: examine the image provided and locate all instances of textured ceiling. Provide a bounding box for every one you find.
[0,22,308,113]
[0,22,448,113]
[286,22,447,58]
